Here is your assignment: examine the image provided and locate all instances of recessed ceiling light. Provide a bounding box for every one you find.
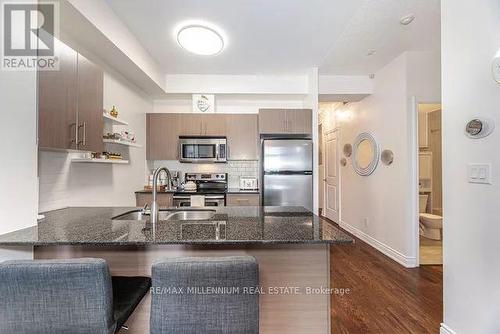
[176,24,225,56]
[400,14,415,25]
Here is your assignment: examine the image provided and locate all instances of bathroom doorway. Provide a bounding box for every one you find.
[417,103,443,265]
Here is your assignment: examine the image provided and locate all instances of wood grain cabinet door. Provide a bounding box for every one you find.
[258,109,287,134]
[226,194,260,206]
[203,114,226,136]
[285,109,312,135]
[77,54,104,152]
[136,193,173,207]
[226,114,258,160]
[38,40,78,149]
[178,114,204,136]
[147,114,180,160]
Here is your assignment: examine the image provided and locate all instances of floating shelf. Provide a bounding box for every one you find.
[103,113,128,126]
[72,158,129,164]
[103,139,141,147]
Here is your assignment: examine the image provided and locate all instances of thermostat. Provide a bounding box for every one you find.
[465,118,494,138]
[492,48,500,83]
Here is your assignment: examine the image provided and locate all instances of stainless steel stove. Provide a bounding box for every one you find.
[173,173,227,207]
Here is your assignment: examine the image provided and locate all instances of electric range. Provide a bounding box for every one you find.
[173,173,227,207]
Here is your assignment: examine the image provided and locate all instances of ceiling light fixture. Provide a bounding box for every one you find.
[400,14,415,25]
[176,24,225,56]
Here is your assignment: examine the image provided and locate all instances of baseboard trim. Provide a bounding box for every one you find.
[440,323,457,334]
[339,221,418,268]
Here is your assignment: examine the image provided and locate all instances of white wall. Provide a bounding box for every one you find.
[153,94,306,114]
[326,51,441,268]
[38,72,151,211]
[0,52,37,260]
[335,53,417,266]
[441,0,500,333]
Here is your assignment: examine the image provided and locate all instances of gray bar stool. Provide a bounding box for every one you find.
[0,258,151,334]
[150,256,259,334]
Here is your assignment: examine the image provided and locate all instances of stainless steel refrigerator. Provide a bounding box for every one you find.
[262,138,313,211]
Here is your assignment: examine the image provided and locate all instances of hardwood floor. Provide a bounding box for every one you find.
[329,225,443,333]
[420,236,443,265]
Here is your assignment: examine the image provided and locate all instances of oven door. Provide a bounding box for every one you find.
[173,195,226,207]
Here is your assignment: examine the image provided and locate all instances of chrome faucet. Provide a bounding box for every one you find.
[151,167,172,226]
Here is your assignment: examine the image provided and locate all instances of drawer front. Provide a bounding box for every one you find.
[226,194,260,206]
[135,193,173,207]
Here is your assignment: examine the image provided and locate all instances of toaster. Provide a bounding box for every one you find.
[239,177,258,190]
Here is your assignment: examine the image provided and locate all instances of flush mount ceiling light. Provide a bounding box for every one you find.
[176,24,225,56]
[400,14,415,25]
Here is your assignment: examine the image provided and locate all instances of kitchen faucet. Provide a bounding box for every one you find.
[151,167,172,226]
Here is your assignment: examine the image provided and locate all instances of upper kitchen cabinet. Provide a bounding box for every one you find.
[225,114,259,160]
[38,40,104,151]
[38,41,78,150]
[76,54,104,152]
[147,113,180,160]
[258,109,312,135]
[178,114,226,136]
[203,114,226,136]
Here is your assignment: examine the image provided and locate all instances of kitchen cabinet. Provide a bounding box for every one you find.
[226,194,260,206]
[38,41,78,149]
[203,114,226,135]
[136,193,173,207]
[147,114,180,160]
[225,114,259,160]
[258,109,312,135]
[76,54,104,152]
[38,39,103,151]
[178,114,226,136]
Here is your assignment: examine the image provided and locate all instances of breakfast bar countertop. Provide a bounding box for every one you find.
[0,206,353,246]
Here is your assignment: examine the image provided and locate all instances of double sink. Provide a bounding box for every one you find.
[112,209,225,240]
[112,209,216,222]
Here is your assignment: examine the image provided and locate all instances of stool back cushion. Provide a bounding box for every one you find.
[0,258,115,334]
[151,256,259,334]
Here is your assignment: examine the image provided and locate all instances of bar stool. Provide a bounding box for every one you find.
[150,256,259,334]
[0,258,151,334]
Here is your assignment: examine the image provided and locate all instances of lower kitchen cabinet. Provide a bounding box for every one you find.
[135,193,173,207]
[226,194,260,206]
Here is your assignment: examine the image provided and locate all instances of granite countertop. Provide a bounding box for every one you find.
[0,206,353,246]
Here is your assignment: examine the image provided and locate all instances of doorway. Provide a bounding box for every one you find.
[324,128,340,222]
[417,103,443,265]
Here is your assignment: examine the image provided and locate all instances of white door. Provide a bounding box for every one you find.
[324,129,340,222]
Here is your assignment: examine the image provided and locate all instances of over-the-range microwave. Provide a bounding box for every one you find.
[179,136,227,163]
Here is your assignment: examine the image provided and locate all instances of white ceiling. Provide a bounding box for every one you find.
[105,0,440,76]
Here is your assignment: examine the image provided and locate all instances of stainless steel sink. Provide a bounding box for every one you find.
[165,210,215,221]
[112,209,216,221]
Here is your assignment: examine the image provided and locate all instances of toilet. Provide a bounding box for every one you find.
[419,194,443,240]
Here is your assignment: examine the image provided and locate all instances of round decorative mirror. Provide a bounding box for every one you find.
[352,132,379,176]
[343,144,352,157]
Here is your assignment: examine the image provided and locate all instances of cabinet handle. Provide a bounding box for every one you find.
[70,122,77,146]
[78,122,86,147]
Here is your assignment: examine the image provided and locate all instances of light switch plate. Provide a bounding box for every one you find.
[468,163,492,184]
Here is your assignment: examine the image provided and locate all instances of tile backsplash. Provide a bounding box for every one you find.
[151,160,259,189]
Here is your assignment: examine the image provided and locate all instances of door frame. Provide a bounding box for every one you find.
[411,97,443,267]
[322,127,341,224]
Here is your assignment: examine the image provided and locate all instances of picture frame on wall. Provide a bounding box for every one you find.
[192,94,215,113]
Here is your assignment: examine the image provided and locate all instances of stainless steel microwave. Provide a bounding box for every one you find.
[179,136,227,163]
